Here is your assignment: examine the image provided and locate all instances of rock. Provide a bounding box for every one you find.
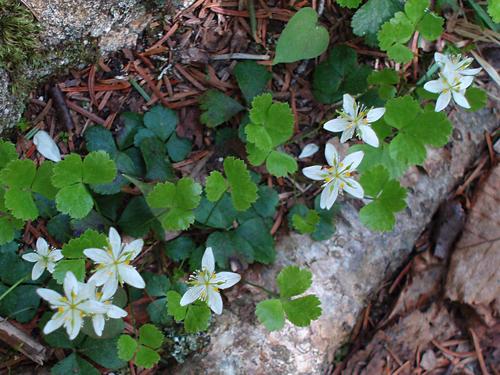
[0,68,22,131]
[445,164,500,326]
[177,104,499,374]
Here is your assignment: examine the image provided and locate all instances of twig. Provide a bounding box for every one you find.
[0,317,50,365]
[49,86,74,131]
[210,53,271,60]
[469,328,490,375]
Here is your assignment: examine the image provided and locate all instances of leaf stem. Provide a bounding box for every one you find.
[0,275,28,303]
[243,279,279,298]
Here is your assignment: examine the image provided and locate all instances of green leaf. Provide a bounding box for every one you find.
[312,45,371,104]
[118,196,161,238]
[140,137,174,181]
[55,183,93,219]
[184,304,211,333]
[0,243,31,284]
[84,125,117,156]
[4,188,38,220]
[139,324,164,349]
[351,143,406,179]
[166,291,187,322]
[255,299,285,331]
[32,162,58,200]
[292,209,320,234]
[488,0,500,23]
[368,68,400,85]
[236,217,276,264]
[117,113,143,149]
[337,0,362,8]
[387,44,414,64]
[62,229,107,258]
[146,178,202,231]
[265,150,298,177]
[51,353,99,375]
[282,295,322,327]
[195,194,238,229]
[79,337,126,370]
[0,159,36,188]
[404,0,427,24]
[52,259,86,283]
[199,89,244,128]
[465,87,488,112]
[378,12,414,50]
[0,216,23,246]
[147,298,170,324]
[165,236,196,262]
[273,7,329,64]
[224,157,258,211]
[417,12,444,40]
[135,346,160,369]
[205,171,228,202]
[166,133,192,162]
[144,105,177,141]
[206,230,254,268]
[0,141,17,170]
[117,335,137,361]
[83,151,117,185]
[277,266,313,298]
[359,166,407,231]
[352,0,403,39]
[384,96,420,129]
[52,154,83,188]
[234,61,272,103]
[144,272,171,297]
[0,284,40,323]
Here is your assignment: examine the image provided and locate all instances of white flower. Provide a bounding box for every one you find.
[302,143,364,210]
[22,238,63,280]
[37,272,106,340]
[84,227,145,298]
[82,282,128,336]
[323,94,385,148]
[424,65,474,112]
[434,52,482,76]
[180,247,241,315]
[298,144,319,159]
[33,130,61,163]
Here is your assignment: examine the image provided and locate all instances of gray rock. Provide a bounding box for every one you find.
[0,68,22,131]
[176,104,499,374]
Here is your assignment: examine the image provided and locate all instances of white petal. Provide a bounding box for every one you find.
[36,238,49,255]
[123,239,143,260]
[108,227,122,258]
[298,144,319,159]
[66,310,82,340]
[33,131,61,163]
[88,268,112,286]
[180,285,205,306]
[343,178,364,199]
[102,277,119,299]
[358,125,379,148]
[80,300,108,314]
[302,166,325,181]
[323,118,349,133]
[452,91,470,109]
[342,151,364,172]
[213,272,241,289]
[201,247,215,273]
[366,108,385,123]
[435,91,451,112]
[118,265,145,289]
[325,143,339,167]
[207,288,223,315]
[32,262,45,280]
[458,75,474,90]
[50,250,64,262]
[43,313,65,334]
[340,127,355,143]
[37,288,64,306]
[106,305,128,319]
[460,67,481,76]
[320,181,339,210]
[84,248,113,264]
[64,272,79,298]
[46,262,56,273]
[343,94,356,117]
[22,252,40,263]
[424,79,445,93]
[92,315,105,336]
[434,52,448,65]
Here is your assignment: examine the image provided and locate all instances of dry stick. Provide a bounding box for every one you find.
[0,317,50,365]
[49,86,75,131]
[469,328,490,375]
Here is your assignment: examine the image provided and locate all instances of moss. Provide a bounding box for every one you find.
[0,0,41,71]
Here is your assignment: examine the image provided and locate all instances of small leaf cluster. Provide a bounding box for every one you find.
[118,324,165,369]
[288,196,337,241]
[378,0,444,62]
[256,266,322,331]
[166,290,212,333]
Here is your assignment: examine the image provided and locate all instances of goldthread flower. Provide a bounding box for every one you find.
[180,247,241,315]
[323,94,385,148]
[22,238,63,280]
[302,143,364,210]
[84,227,145,298]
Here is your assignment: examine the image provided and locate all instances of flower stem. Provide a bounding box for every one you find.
[243,280,279,298]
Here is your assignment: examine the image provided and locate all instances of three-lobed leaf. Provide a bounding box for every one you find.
[255,299,285,331]
[277,266,312,298]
